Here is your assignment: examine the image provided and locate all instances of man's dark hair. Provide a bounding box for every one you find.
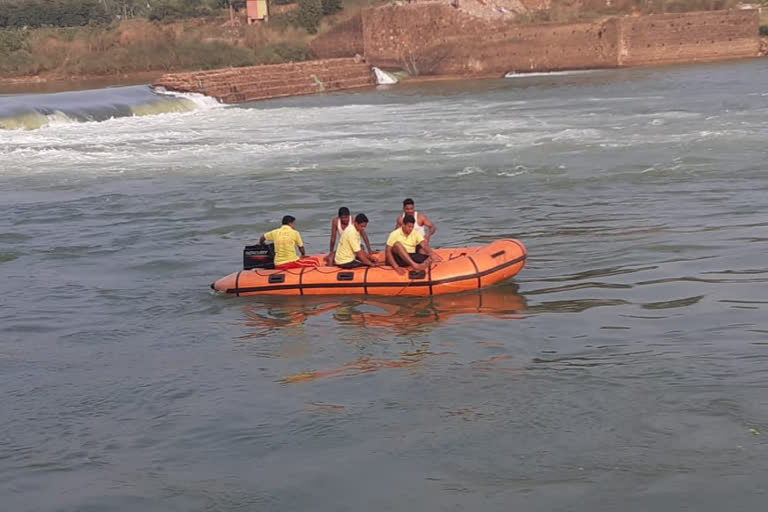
[403,198,415,207]
[338,207,350,216]
[403,214,416,225]
[355,213,369,224]
[282,215,295,225]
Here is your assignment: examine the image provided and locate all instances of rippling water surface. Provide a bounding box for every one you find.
[2,59,768,511]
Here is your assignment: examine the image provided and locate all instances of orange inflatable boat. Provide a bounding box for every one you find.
[212,239,526,297]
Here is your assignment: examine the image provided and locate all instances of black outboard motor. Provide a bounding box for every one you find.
[243,244,275,270]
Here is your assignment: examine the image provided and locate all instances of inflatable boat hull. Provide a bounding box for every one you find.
[212,239,526,297]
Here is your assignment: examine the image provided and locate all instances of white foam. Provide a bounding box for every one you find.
[0,110,79,131]
[497,169,528,177]
[152,87,224,110]
[456,166,485,176]
[373,67,398,85]
[504,69,602,78]
[497,165,530,177]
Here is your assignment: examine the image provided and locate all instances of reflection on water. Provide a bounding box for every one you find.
[280,353,438,384]
[240,283,527,338]
[236,284,528,383]
[279,346,526,384]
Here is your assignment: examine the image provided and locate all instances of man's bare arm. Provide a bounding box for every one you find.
[329,218,338,252]
[362,230,373,254]
[422,214,436,240]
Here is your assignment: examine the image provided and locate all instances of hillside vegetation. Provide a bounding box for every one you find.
[0,0,374,78]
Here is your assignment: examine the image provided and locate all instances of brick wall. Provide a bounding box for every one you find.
[361,4,490,72]
[362,5,760,76]
[619,10,760,66]
[153,58,374,103]
[362,3,618,75]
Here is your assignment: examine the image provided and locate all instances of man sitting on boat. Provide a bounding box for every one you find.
[259,215,320,270]
[396,198,437,244]
[334,213,380,269]
[386,214,438,274]
[326,206,372,266]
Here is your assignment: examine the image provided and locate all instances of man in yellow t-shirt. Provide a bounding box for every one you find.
[385,214,434,274]
[259,215,320,270]
[325,206,373,266]
[334,213,379,269]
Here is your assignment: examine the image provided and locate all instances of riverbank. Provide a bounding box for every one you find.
[155,7,762,103]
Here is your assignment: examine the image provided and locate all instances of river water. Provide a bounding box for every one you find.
[2,58,768,511]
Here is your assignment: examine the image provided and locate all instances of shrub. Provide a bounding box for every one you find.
[297,0,322,34]
[0,28,27,54]
[760,25,768,37]
[147,0,214,23]
[267,10,301,29]
[0,49,50,74]
[270,42,312,61]
[321,0,342,15]
[212,0,246,8]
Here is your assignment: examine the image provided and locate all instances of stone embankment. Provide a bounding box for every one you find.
[360,6,760,76]
[154,57,374,103]
[155,7,762,104]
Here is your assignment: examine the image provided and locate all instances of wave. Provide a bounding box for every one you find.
[0,85,221,131]
[504,69,603,79]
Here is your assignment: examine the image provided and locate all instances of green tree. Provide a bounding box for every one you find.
[297,0,321,34]
[0,0,110,28]
[321,0,341,15]
[148,0,212,22]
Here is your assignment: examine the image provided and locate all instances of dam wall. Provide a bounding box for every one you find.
[361,5,760,75]
[361,4,620,75]
[153,58,374,104]
[154,8,760,102]
[617,10,760,66]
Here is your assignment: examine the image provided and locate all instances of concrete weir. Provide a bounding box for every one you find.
[153,58,375,104]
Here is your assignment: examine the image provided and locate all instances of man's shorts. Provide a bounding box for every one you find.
[337,259,366,269]
[394,252,429,267]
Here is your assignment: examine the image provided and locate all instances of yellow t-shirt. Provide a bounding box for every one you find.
[386,228,424,254]
[264,225,303,266]
[335,225,361,265]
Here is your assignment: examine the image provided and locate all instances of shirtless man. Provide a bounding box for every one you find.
[395,198,437,245]
[327,206,372,265]
[334,214,379,269]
